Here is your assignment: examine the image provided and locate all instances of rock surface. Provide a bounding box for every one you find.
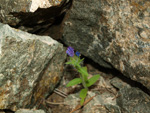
[0,23,66,111]
[15,109,46,113]
[64,76,150,113]
[111,77,150,113]
[64,88,121,113]
[117,86,150,113]
[0,0,73,40]
[62,0,150,90]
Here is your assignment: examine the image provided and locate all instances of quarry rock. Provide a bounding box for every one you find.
[0,0,72,40]
[62,0,150,90]
[0,23,66,111]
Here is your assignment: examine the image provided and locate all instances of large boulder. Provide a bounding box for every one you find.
[62,0,150,90]
[0,23,66,111]
[0,0,73,40]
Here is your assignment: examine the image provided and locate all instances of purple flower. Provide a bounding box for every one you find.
[75,51,80,57]
[66,47,74,57]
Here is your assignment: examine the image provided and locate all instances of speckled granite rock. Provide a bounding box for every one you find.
[15,109,46,113]
[111,77,150,113]
[65,92,121,113]
[62,0,150,90]
[0,23,66,111]
[117,86,150,113]
[0,0,72,39]
[0,0,56,25]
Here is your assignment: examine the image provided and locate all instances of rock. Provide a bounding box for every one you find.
[0,23,66,111]
[62,0,150,90]
[111,77,150,113]
[110,77,131,89]
[15,109,46,113]
[0,0,73,40]
[63,66,150,113]
[64,76,121,113]
[116,86,150,113]
[64,91,121,113]
[83,92,121,113]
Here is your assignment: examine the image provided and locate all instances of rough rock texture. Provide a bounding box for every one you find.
[65,91,121,113]
[0,0,73,40]
[15,109,46,113]
[117,86,150,113]
[64,76,150,113]
[62,0,150,90]
[0,23,66,111]
[111,77,150,113]
[64,76,121,113]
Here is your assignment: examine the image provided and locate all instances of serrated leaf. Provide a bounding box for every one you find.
[79,89,88,105]
[86,74,100,87]
[66,78,82,87]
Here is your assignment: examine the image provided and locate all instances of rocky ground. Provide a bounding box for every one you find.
[45,57,150,113]
[46,57,116,113]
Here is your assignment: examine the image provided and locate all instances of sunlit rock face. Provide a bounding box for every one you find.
[0,0,72,40]
[0,23,66,111]
[62,0,150,90]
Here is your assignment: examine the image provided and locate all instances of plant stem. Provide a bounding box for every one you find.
[74,57,88,90]
[80,74,88,90]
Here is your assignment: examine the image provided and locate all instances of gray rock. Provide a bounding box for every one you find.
[0,23,66,111]
[111,77,150,112]
[82,92,121,113]
[64,91,121,113]
[64,76,150,113]
[64,76,121,113]
[0,0,52,25]
[0,0,73,40]
[117,86,150,113]
[110,77,131,89]
[62,0,150,90]
[15,109,46,113]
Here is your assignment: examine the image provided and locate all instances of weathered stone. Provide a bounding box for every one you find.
[0,0,73,40]
[110,77,130,89]
[64,76,121,113]
[0,23,66,111]
[15,109,46,113]
[110,77,150,113]
[64,91,121,113]
[117,86,150,113]
[62,0,150,90]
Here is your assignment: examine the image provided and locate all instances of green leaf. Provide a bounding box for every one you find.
[86,74,100,87]
[77,57,84,64]
[79,89,88,105]
[66,78,82,87]
[78,66,89,77]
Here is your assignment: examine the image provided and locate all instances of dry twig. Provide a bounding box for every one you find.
[54,88,68,98]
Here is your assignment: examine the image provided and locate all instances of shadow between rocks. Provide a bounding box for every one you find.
[0,109,14,113]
